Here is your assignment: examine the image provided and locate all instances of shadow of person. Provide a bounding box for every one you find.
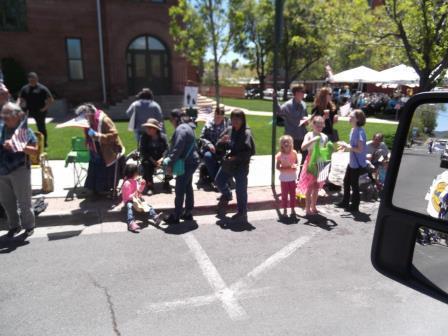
[47,230,83,241]
[157,220,199,235]
[216,216,256,232]
[277,214,300,225]
[301,213,338,231]
[0,234,31,254]
[341,211,371,223]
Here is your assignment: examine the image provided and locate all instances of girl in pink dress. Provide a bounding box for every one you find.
[122,163,162,232]
[297,116,328,216]
[276,135,298,218]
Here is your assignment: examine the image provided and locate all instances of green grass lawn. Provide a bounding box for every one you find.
[35,115,397,160]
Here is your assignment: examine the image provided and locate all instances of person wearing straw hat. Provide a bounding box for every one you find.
[140,118,170,193]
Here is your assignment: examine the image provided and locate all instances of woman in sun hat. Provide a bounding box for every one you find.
[139,118,170,193]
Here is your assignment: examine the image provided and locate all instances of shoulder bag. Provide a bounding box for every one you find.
[172,142,195,176]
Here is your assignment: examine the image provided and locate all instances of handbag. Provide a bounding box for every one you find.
[221,155,239,174]
[172,142,195,176]
[41,154,54,193]
[132,196,151,213]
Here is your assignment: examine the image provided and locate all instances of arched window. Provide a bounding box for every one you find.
[126,35,170,95]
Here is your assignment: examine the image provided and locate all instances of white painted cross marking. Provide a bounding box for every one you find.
[183,233,248,320]
[139,231,317,320]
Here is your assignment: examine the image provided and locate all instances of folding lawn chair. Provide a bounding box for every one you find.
[64,136,90,200]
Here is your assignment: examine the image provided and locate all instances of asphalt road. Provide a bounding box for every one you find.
[414,242,448,293]
[394,145,445,215]
[1,206,448,336]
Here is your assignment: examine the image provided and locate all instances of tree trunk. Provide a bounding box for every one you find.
[259,75,265,99]
[207,0,220,108]
[419,76,435,92]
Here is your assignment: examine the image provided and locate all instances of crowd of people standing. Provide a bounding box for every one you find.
[1,77,386,237]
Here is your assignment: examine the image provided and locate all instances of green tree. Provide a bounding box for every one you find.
[384,0,448,91]
[278,0,326,99]
[315,0,406,74]
[230,0,272,98]
[413,104,438,135]
[169,0,207,68]
[170,0,235,107]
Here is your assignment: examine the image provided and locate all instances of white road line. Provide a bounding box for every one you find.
[183,232,248,321]
[140,287,270,314]
[231,234,315,293]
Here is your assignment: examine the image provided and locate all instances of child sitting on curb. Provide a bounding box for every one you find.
[122,163,162,232]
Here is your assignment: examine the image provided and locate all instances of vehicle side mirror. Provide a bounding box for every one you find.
[372,92,448,304]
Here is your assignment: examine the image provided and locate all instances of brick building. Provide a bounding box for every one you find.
[0,0,197,107]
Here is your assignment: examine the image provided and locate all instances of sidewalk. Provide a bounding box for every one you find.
[225,106,399,125]
[3,154,350,229]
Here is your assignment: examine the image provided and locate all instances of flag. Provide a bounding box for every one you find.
[10,118,29,153]
[317,161,331,183]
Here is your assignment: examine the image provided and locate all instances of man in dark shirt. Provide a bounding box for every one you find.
[18,72,54,147]
[276,85,309,174]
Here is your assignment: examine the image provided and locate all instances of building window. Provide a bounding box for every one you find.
[66,38,84,80]
[0,0,27,32]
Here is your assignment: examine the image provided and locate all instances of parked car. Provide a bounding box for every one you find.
[263,88,275,99]
[278,89,293,100]
[433,139,447,152]
[244,88,262,99]
[440,145,448,168]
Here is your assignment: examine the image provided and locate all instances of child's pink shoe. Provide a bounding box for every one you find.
[128,221,141,232]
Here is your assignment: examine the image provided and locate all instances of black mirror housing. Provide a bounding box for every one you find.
[372,91,448,304]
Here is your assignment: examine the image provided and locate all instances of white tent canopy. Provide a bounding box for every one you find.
[377,64,419,85]
[329,66,382,83]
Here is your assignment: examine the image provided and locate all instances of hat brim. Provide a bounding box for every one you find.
[142,123,161,131]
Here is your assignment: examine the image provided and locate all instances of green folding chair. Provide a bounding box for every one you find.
[65,136,90,199]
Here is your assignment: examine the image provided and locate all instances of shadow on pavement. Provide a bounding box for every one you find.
[277,215,300,225]
[157,220,199,235]
[0,234,31,254]
[216,216,256,232]
[301,213,338,231]
[47,230,83,241]
[341,211,372,223]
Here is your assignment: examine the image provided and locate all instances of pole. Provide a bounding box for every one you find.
[96,0,107,104]
[271,0,284,190]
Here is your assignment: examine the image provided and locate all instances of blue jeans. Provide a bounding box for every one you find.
[174,161,199,218]
[202,151,220,180]
[126,201,157,224]
[215,166,248,213]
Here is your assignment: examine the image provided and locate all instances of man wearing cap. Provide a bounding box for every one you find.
[127,88,164,143]
[17,72,54,148]
[139,118,170,193]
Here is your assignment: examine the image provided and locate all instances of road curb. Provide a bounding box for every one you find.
[32,199,279,228]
